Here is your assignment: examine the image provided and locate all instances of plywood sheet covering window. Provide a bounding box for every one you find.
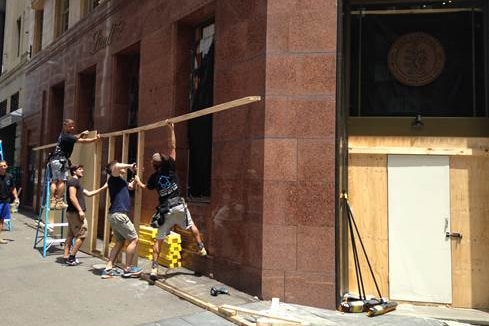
[347,154,389,298]
[450,156,489,308]
[347,136,489,308]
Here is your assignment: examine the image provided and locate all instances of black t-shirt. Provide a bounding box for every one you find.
[147,157,180,205]
[52,132,77,159]
[0,173,14,203]
[67,177,86,212]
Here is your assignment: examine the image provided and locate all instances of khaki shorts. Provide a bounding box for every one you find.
[109,212,138,242]
[156,203,194,240]
[66,211,88,239]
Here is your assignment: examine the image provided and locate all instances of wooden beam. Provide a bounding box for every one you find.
[348,146,489,156]
[351,8,482,15]
[141,275,255,326]
[133,131,145,230]
[103,136,115,258]
[32,96,261,151]
[101,96,261,138]
[121,133,129,164]
[218,304,304,324]
[90,140,102,252]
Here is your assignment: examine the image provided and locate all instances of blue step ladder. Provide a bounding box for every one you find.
[0,140,12,231]
[33,163,67,257]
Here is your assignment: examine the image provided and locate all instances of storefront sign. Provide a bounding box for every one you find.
[90,21,124,54]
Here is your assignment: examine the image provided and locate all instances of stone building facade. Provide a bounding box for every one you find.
[22,0,338,308]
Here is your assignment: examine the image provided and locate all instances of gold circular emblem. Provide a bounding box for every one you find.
[388,32,445,86]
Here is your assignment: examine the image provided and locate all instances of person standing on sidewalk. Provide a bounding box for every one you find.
[133,122,206,281]
[64,165,107,266]
[0,160,18,244]
[49,119,100,210]
[101,160,142,279]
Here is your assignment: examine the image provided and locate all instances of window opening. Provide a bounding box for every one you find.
[349,2,486,117]
[188,21,214,199]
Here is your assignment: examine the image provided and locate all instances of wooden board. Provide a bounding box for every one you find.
[32,96,261,151]
[347,154,389,298]
[69,131,101,253]
[450,156,489,308]
[103,137,115,258]
[348,136,489,309]
[349,136,489,157]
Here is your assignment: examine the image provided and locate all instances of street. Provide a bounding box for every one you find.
[0,212,234,326]
[1,212,486,326]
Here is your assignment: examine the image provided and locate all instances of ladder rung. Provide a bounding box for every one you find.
[46,223,68,227]
[46,238,66,244]
[39,221,68,228]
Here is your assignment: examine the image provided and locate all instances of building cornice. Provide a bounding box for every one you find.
[0,56,28,86]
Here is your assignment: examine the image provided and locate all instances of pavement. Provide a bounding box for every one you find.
[2,211,488,326]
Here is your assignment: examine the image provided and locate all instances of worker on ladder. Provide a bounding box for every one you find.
[48,119,100,210]
[0,160,19,244]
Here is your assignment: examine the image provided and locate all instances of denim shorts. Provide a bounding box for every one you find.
[49,159,69,181]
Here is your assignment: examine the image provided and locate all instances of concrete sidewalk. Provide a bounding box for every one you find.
[4,212,489,326]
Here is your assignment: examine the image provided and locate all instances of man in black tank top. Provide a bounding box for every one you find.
[133,122,206,281]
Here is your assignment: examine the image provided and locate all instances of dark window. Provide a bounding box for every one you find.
[0,100,7,117]
[10,92,19,112]
[56,0,69,36]
[350,2,486,117]
[16,17,21,57]
[188,22,214,199]
[83,0,101,17]
[89,0,100,10]
[33,10,43,54]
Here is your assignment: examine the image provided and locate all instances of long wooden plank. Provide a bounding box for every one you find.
[219,304,303,324]
[348,146,489,156]
[348,136,489,157]
[90,140,102,252]
[69,131,99,254]
[32,96,261,151]
[450,156,489,308]
[132,131,145,265]
[141,275,254,326]
[101,96,261,138]
[347,154,389,299]
[103,137,115,257]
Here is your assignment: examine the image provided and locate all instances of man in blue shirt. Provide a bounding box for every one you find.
[101,160,142,279]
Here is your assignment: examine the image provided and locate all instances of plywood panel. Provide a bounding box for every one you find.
[349,136,489,157]
[69,131,101,253]
[348,136,489,309]
[347,154,389,298]
[450,156,489,308]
